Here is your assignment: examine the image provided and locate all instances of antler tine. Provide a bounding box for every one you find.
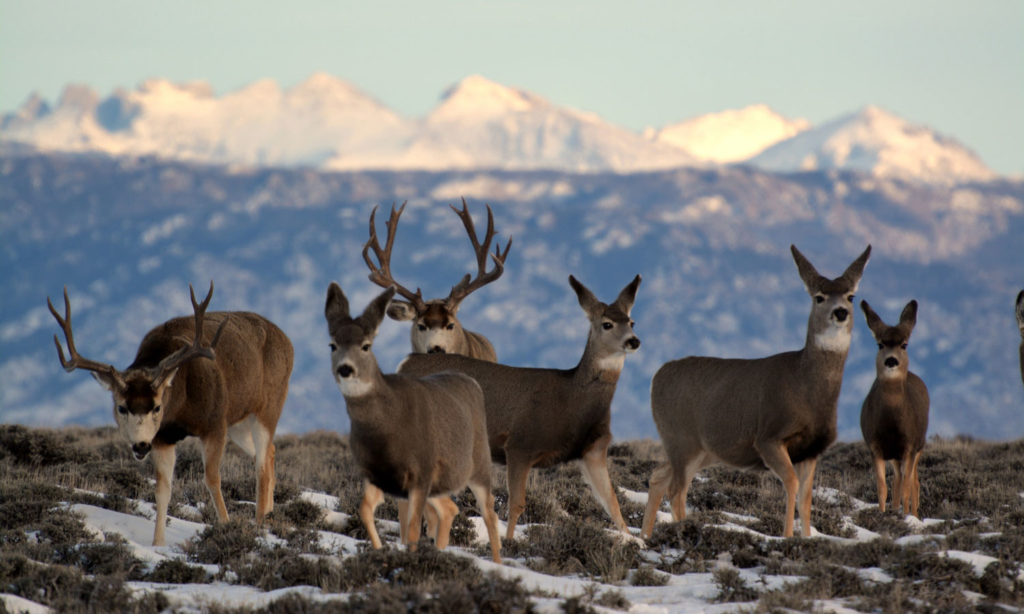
[47,286,119,378]
[150,282,222,386]
[361,202,426,309]
[447,200,513,306]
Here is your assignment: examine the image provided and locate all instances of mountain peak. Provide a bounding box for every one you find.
[651,104,810,163]
[434,75,538,119]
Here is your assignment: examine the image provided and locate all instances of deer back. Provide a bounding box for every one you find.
[131,312,293,444]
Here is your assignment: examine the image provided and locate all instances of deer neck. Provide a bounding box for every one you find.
[339,369,390,422]
[574,338,625,388]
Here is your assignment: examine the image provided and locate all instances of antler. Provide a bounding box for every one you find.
[361,202,427,311]
[48,287,122,384]
[447,198,513,308]
[149,282,226,387]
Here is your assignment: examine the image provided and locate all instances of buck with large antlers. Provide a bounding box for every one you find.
[860,299,929,518]
[399,274,642,540]
[325,283,502,562]
[363,199,511,361]
[642,245,870,539]
[47,283,293,546]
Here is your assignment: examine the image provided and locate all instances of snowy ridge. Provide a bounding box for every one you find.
[646,104,810,164]
[750,105,995,184]
[1,75,999,181]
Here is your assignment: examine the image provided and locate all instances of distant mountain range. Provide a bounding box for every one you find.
[1,151,1022,442]
[1,74,998,183]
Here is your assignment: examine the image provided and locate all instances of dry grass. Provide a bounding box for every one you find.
[3,425,1024,612]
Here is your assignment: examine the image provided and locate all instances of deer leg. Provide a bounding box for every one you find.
[794,457,818,537]
[429,497,459,549]
[360,482,385,549]
[504,453,537,541]
[151,442,176,547]
[642,462,673,539]
[403,487,428,551]
[909,451,922,518]
[251,418,276,521]
[469,480,502,563]
[899,454,915,516]
[872,456,887,512]
[756,440,799,538]
[579,435,628,533]
[201,432,230,522]
[891,459,905,515]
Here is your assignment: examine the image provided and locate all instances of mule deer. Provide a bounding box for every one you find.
[1017,290,1024,387]
[859,299,929,517]
[642,245,870,539]
[324,283,501,562]
[399,274,642,540]
[363,199,511,361]
[48,283,293,546]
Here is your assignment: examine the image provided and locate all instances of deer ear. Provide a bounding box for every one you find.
[325,282,350,323]
[386,300,416,321]
[362,286,397,332]
[612,275,642,316]
[860,300,886,338]
[791,245,823,295]
[899,300,918,334]
[569,275,602,318]
[840,245,871,291]
[91,370,119,392]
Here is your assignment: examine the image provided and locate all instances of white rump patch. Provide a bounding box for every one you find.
[815,326,851,353]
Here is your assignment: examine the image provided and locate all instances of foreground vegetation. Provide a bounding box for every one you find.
[2,424,1024,612]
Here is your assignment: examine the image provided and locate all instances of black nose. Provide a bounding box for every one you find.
[833,308,848,322]
[428,346,446,354]
[131,442,151,459]
[625,337,641,350]
[337,364,354,378]
[884,357,899,368]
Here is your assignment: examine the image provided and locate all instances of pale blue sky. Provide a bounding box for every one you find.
[1,1,1021,174]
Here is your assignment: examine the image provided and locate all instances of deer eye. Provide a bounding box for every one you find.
[361,344,371,352]
[877,343,883,349]
[901,343,908,350]
[446,323,455,330]
[329,343,337,352]
[117,405,128,415]
[418,324,427,332]
[815,296,825,304]
[153,405,161,413]
[602,322,613,330]
[629,320,636,328]
[847,295,855,302]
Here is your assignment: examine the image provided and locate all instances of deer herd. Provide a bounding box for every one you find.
[47,199,1024,561]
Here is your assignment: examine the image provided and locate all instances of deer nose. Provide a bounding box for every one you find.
[833,308,849,322]
[428,346,446,354]
[131,442,151,460]
[884,357,899,368]
[625,337,641,351]
[336,364,354,378]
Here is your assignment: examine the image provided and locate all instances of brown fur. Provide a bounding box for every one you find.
[399,275,642,540]
[325,283,501,562]
[642,245,870,539]
[49,286,293,546]
[860,300,929,517]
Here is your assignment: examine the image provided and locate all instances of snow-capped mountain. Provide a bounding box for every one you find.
[748,105,996,184]
[1,73,411,168]
[645,104,810,164]
[351,74,695,172]
[0,75,1000,182]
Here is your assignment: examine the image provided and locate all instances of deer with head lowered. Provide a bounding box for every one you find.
[48,283,293,546]
[324,283,502,562]
[1017,290,1024,388]
[399,274,642,540]
[860,299,929,518]
[642,245,870,539]
[363,199,511,362]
